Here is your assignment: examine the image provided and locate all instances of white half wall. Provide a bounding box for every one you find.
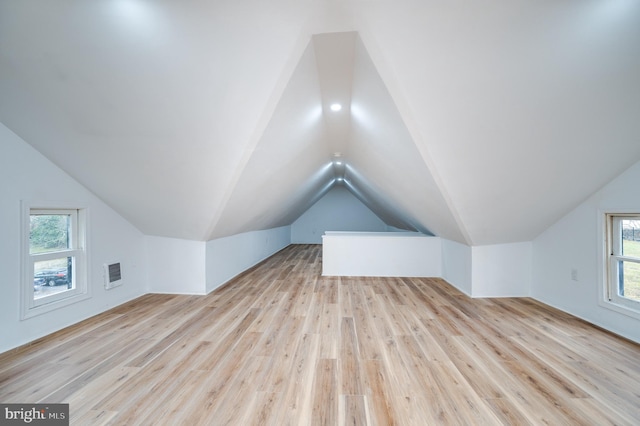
[441,238,472,296]
[472,242,532,298]
[291,186,389,244]
[322,232,441,277]
[146,236,206,295]
[321,232,531,298]
[0,122,148,354]
[206,226,291,293]
[532,160,640,343]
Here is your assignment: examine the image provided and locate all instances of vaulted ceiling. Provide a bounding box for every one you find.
[1,1,639,245]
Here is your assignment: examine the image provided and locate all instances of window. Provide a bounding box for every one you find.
[22,205,89,318]
[605,214,640,316]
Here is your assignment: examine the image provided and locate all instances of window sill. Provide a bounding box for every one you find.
[21,292,91,320]
[598,297,640,322]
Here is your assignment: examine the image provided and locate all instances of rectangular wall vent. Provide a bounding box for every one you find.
[104,262,123,290]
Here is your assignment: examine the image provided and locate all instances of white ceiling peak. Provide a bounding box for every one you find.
[313,31,357,156]
[209,31,461,240]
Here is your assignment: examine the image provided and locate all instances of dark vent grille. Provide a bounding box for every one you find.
[107,263,121,283]
[104,262,122,290]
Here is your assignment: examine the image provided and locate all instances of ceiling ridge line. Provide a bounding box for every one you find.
[354,29,474,246]
[201,32,314,241]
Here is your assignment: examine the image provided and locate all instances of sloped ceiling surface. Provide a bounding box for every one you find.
[1,1,639,245]
[209,31,462,241]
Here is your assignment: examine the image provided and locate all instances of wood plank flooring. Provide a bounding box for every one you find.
[1,244,639,425]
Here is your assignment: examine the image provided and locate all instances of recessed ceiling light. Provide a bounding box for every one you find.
[330,103,342,112]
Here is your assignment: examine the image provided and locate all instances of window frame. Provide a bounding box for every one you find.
[602,212,640,320]
[21,202,90,319]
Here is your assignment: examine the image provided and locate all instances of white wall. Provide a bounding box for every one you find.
[472,242,532,298]
[322,232,441,277]
[441,238,472,296]
[206,226,291,293]
[532,160,640,343]
[291,186,389,243]
[147,227,292,295]
[146,237,206,295]
[0,123,148,354]
[320,232,531,299]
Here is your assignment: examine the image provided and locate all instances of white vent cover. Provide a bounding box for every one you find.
[104,262,123,290]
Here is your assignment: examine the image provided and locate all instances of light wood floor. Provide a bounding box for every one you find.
[1,244,639,425]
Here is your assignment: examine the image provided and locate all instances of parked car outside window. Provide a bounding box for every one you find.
[34,268,70,288]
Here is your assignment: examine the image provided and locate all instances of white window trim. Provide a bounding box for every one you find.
[598,211,640,321]
[21,201,91,320]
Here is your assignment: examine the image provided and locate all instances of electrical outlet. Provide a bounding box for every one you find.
[571,268,578,281]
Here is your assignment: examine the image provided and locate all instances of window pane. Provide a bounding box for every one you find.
[618,260,640,302]
[30,214,71,254]
[33,257,73,300]
[621,219,640,258]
